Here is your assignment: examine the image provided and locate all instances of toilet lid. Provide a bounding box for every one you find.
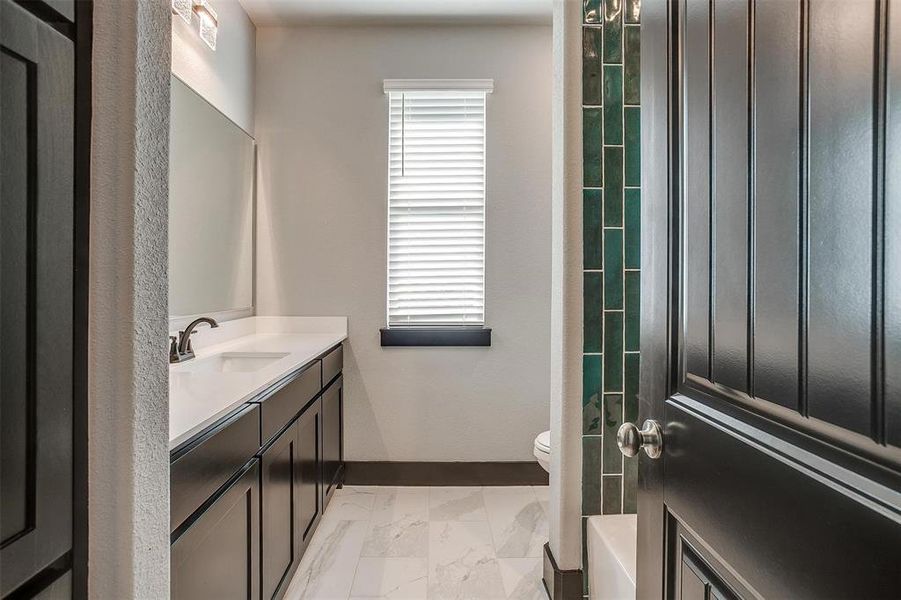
[535,431,550,452]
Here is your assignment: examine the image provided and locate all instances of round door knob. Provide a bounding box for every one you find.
[617,419,664,459]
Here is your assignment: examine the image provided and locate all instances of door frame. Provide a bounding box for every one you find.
[74,1,92,597]
[637,0,676,598]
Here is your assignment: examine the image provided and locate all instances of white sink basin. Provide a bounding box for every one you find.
[183,352,290,374]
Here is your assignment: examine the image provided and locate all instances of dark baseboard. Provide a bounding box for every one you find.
[543,543,583,600]
[344,461,549,486]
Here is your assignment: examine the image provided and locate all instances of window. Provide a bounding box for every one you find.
[384,80,493,340]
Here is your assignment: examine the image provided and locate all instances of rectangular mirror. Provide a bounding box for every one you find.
[169,75,255,326]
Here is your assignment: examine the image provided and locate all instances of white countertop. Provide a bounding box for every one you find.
[169,317,347,449]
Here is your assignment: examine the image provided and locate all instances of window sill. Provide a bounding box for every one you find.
[379,327,492,347]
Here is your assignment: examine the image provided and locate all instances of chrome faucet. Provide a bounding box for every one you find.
[170,317,219,363]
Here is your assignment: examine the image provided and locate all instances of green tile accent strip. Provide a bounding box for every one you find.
[584,190,604,269]
[582,4,640,585]
[583,355,603,434]
[604,229,624,310]
[624,26,641,104]
[602,394,623,474]
[624,106,641,186]
[625,271,640,351]
[584,273,603,353]
[602,476,623,514]
[603,311,623,391]
[602,0,622,63]
[584,0,601,23]
[582,437,603,514]
[603,146,623,226]
[625,189,641,268]
[583,27,603,105]
[583,108,603,187]
[603,65,624,145]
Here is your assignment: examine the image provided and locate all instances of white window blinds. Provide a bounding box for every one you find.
[385,80,493,327]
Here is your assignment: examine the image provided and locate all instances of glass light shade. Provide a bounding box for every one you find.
[195,0,218,51]
[171,0,192,24]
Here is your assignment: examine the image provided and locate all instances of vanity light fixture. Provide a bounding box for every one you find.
[171,0,218,51]
[194,0,218,51]
[172,0,193,24]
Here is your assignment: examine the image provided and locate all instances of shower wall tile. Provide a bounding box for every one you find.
[582,437,603,514]
[583,355,603,434]
[603,147,623,226]
[603,65,623,144]
[584,0,602,24]
[604,229,624,310]
[583,108,603,187]
[624,189,641,268]
[602,476,623,514]
[603,311,623,391]
[624,26,641,104]
[584,273,603,353]
[625,271,640,352]
[583,27,603,105]
[625,0,641,23]
[602,394,624,474]
[624,106,641,186]
[584,190,604,269]
[603,0,623,63]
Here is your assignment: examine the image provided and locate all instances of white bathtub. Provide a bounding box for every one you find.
[587,514,637,600]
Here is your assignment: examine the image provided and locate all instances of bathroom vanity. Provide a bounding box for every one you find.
[167,318,347,600]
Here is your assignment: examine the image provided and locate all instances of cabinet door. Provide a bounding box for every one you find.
[321,376,343,507]
[295,401,321,549]
[171,460,261,600]
[1,1,75,595]
[260,421,300,600]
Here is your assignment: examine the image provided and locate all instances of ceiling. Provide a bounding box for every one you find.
[237,0,553,26]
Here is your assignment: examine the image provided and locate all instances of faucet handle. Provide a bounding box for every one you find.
[169,336,179,363]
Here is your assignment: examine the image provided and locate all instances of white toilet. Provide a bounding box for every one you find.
[533,430,551,472]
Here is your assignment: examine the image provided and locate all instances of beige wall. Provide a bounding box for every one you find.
[255,24,553,461]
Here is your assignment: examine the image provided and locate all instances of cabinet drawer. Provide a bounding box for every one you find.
[170,404,260,533]
[256,362,321,445]
[321,344,343,386]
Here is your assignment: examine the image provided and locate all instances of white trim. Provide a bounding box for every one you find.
[383,78,495,94]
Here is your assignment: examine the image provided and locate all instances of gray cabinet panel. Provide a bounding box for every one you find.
[172,460,261,600]
[261,421,300,600]
[296,400,321,546]
[322,376,343,507]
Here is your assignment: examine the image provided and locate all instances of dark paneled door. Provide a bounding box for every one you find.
[1,0,82,596]
[638,0,901,598]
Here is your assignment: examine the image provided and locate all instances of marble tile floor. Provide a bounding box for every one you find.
[283,485,551,600]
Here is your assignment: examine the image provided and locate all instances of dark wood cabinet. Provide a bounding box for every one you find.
[170,343,343,600]
[321,375,343,509]
[260,420,300,600]
[171,460,261,600]
[1,0,79,595]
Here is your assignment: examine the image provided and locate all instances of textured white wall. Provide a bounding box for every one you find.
[90,0,171,596]
[171,0,256,133]
[255,25,553,461]
[548,0,585,571]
